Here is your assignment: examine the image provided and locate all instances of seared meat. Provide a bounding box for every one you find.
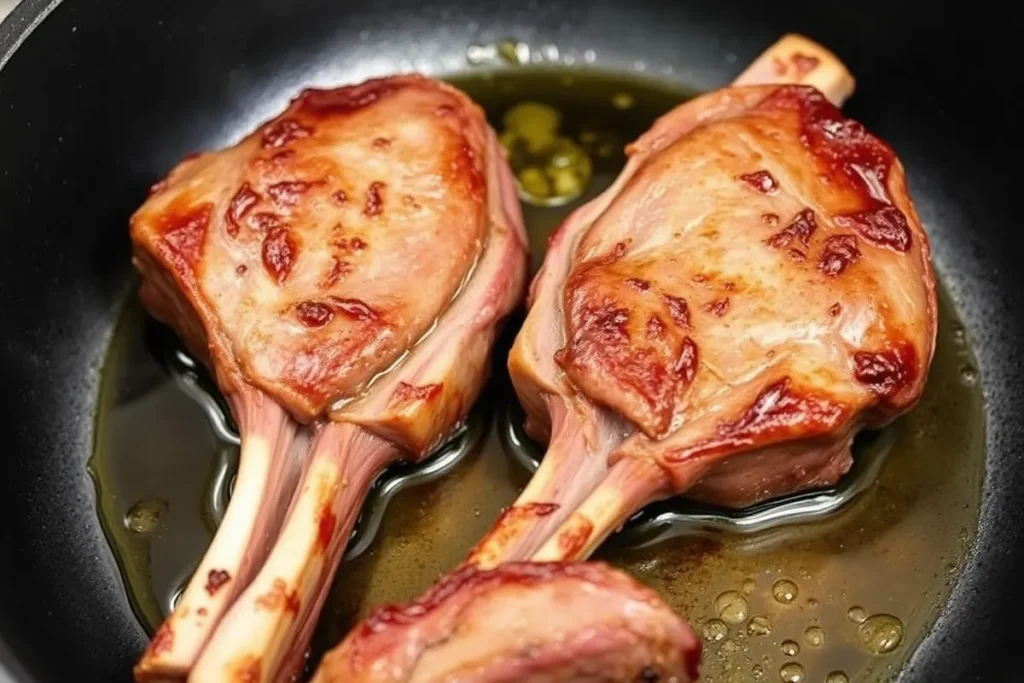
[313,562,701,683]
[314,34,935,682]
[130,74,527,682]
[479,32,935,565]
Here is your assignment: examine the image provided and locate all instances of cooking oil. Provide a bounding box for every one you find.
[92,66,986,682]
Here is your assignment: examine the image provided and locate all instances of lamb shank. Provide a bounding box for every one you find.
[314,34,936,682]
[129,74,527,682]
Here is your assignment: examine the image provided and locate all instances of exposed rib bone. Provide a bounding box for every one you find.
[185,127,527,683]
[133,388,300,681]
[733,32,855,105]
[190,424,397,682]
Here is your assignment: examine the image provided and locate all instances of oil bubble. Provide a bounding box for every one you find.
[780,640,800,657]
[847,606,867,623]
[772,579,798,604]
[779,662,805,683]
[960,364,978,386]
[611,92,635,109]
[703,618,728,642]
[715,590,750,624]
[857,613,905,654]
[125,498,169,535]
[803,625,825,648]
[742,578,757,594]
[825,673,849,683]
[748,615,772,636]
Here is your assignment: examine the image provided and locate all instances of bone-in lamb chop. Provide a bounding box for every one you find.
[312,561,701,683]
[313,34,937,682]
[129,74,527,682]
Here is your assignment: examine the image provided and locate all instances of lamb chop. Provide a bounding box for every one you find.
[313,34,936,681]
[312,561,701,683]
[472,31,935,565]
[129,74,527,682]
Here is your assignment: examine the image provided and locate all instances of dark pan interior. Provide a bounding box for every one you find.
[0,0,1015,680]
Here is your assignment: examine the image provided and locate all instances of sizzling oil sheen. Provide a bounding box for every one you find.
[92,67,984,682]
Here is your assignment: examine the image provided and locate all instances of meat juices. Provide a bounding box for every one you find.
[129,75,528,682]
[315,34,936,682]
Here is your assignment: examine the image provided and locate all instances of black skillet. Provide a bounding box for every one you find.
[0,0,1015,681]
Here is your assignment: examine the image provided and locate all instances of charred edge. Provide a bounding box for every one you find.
[667,377,845,462]
[818,234,861,276]
[250,212,284,232]
[676,337,699,384]
[296,79,401,117]
[295,300,334,328]
[765,208,817,251]
[834,205,911,253]
[262,227,297,283]
[261,118,312,149]
[662,294,691,329]
[737,170,778,194]
[853,342,919,399]
[267,181,314,207]
[158,203,213,267]
[226,183,260,237]
[757,86,912,252]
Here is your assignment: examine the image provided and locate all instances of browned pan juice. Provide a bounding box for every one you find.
[92,67,985,682]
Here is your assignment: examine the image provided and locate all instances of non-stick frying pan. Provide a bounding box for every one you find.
[0,0,1015,681]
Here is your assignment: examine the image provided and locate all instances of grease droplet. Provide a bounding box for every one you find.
[703,618,728,642]
[807,598,819,608]
[952,326,966,345]
[715,591,750,624]
[772,579,798,604]
[748,615,772,636]
[779,662,805,683]
[742,578,757,594]
[825,673,849,683]
[857,614,905,654]
[611,92,635,109]
[752,664,765,680]
[803,626,825,648]
[780,640,800,657]
[847,606,868,623]
[959,364,978,386]
[125,498,169,535]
